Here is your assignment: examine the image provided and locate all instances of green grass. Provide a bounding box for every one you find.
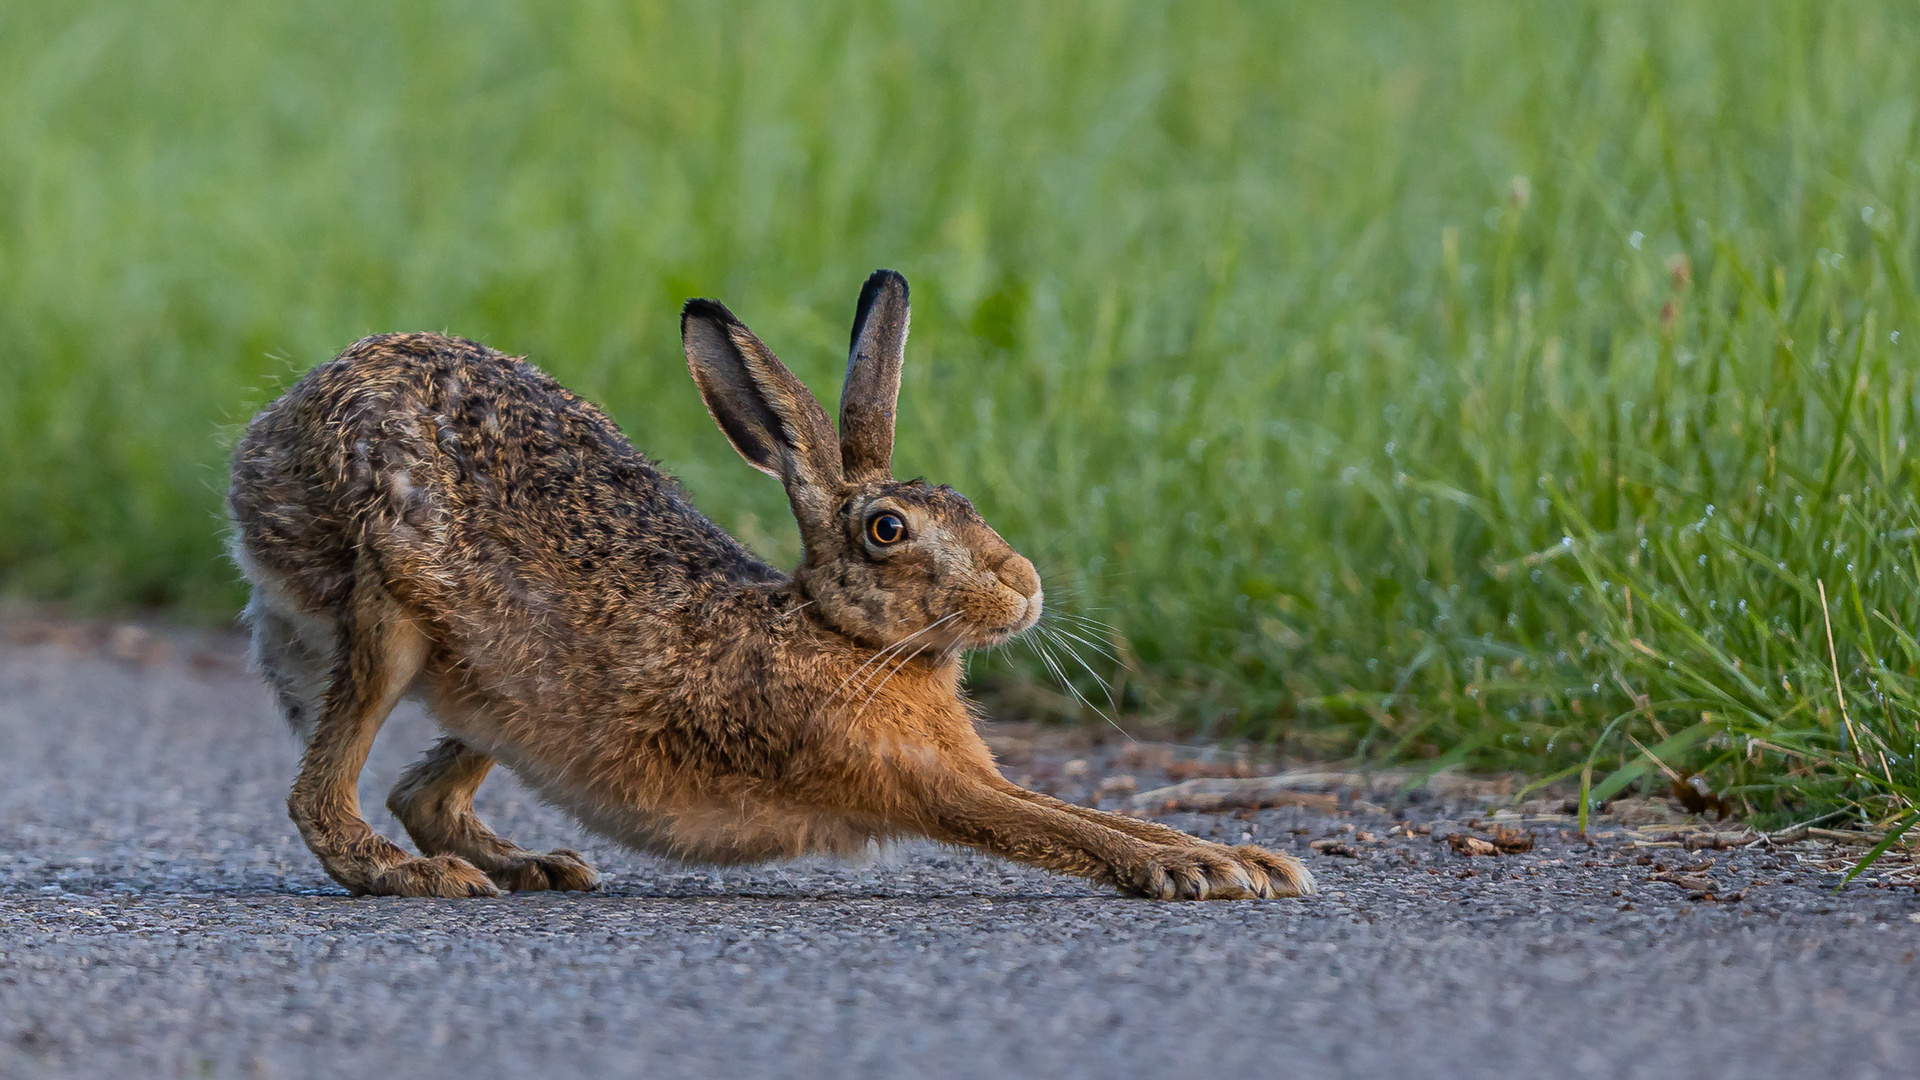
[5,1,1920,835]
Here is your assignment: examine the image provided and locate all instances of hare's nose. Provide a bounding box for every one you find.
[994,553,1041,600]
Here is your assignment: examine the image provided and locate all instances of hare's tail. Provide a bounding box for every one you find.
[230,534,336,744]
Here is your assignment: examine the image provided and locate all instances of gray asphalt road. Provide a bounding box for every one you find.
[3,621,1918,1080]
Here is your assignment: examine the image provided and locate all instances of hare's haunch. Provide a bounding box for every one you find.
[227,271,1313,901]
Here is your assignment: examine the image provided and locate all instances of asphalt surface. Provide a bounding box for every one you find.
[3,619,1919,1079]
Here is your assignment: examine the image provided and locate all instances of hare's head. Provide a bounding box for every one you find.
[683,271,1042,655]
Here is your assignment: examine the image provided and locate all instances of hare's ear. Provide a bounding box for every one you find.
[682,299,845,518]
[838,270,909,483]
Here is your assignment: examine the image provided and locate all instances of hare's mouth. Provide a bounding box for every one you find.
[968,600,1042,648]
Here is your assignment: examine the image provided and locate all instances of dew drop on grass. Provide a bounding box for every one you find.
[1629,230,1645,249]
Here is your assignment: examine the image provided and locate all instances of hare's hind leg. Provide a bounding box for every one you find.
[387,737,600,893]
[282,578,500,898]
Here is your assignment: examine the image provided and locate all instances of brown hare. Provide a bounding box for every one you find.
[227,270,1314,901]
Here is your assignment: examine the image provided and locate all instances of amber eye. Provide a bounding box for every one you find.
[867,511,907,546]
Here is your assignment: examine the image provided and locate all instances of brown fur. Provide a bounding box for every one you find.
[227,270,1313,900]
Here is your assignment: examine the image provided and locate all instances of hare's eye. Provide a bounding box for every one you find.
[867,512,907,546]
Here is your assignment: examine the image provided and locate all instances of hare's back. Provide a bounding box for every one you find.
[230,333,772,620]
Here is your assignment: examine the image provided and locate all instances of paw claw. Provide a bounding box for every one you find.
[488,849,601,893]
[1231,844,1316,898]
[1120,843,1314,901]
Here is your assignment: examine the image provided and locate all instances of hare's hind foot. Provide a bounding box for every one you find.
[387,736,601,893]
[483,849,601,893]
[364,853,504,898]
[287,809,504,898]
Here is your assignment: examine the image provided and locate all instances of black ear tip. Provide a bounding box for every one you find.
[862,269,909,304]
[681,297,739,330]
[850,271,909,351]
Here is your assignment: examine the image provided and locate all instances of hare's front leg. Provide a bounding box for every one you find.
[903,770,1296,900]
[995,781,1314,898]
[387,736,600,893]
[282,587,500,898]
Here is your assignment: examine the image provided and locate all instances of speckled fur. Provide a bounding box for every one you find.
[227,270,1313,900]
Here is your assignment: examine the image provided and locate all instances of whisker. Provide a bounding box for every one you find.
[1027,631,1131,741]
[1053,607,1117,626]
[855,612,961,698]
[1042,618,1121,665]
[830,631,917,704]
[1047,630,1132,741]
[851,643,926,721]
[844,639,921,705]
[1053,610,1123,639]
[830,612,955,702]
[1040,625,1122,713]
[830,644,902,704]
[838,613,960,705]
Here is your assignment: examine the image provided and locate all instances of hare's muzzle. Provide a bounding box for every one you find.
[990,553,1044,637]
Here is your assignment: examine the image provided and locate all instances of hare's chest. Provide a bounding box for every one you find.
[531,776,883,866]
[423,682,884,866]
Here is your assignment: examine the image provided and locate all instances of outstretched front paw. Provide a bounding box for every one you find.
[1225,844,1315,898]
[1118,846,1255,900]
[1119,843,1314,900]
[485,849,601,893]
